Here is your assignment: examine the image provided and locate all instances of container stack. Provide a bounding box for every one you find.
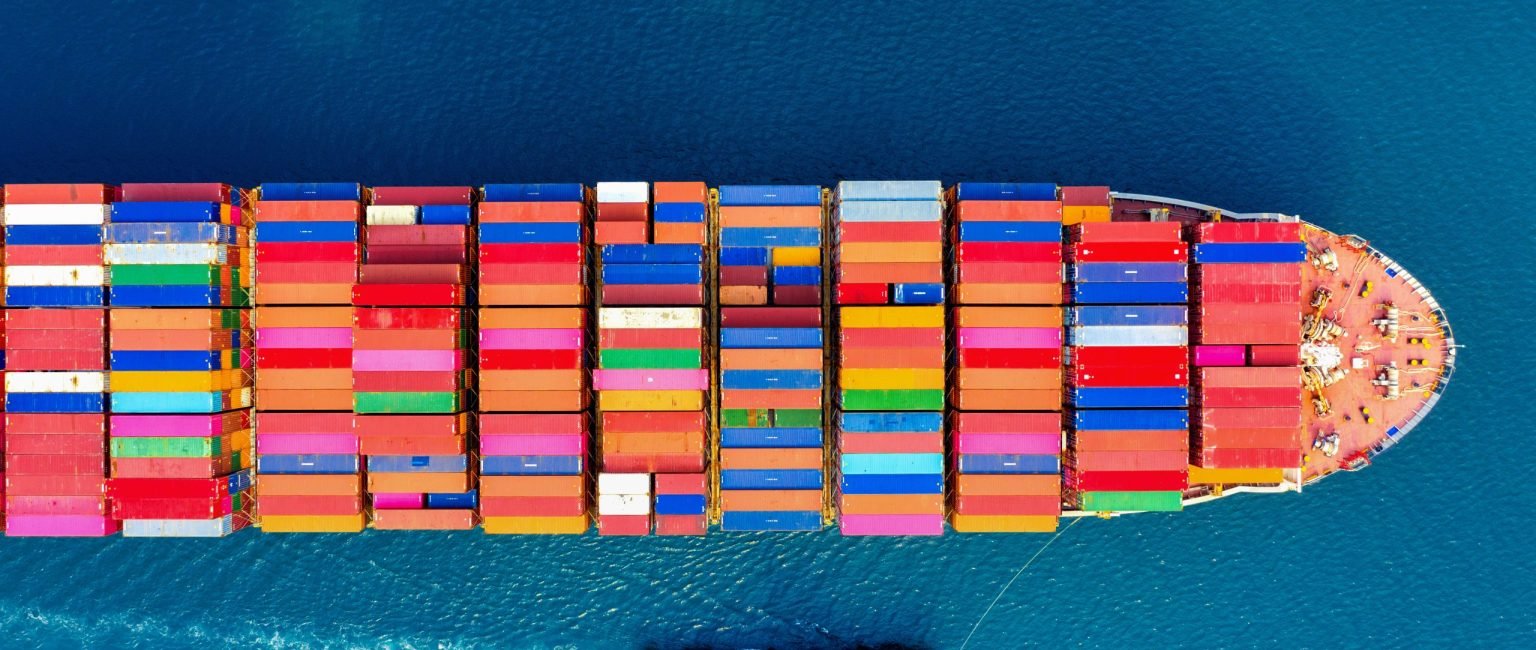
[252,182,366,533]
[717,185,823,306]
[833,181,945,536]
[351,186,476,530]
[595,472,650,535]
[1065,222,1192,513]
[2,184,115,537]
[1190,222,1307,483]
[951,183,1063,306]
[713,185,826,532]
[1060,186,1113,226]
[477,183,592,535]
[597,182,706,306]
[104,183,254,537]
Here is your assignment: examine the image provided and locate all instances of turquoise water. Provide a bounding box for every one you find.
[2,1,1533,647]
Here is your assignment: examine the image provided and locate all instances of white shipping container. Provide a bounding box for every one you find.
[1070,325,1189,347]
[365,205,420,225]
[4,265,106,287]
[2,203,110,225]
[835,180,942,202]
[834,200,943,223]
[597,493,652,515]
[6,371,107,393]
[106,243,228,265]
[598,307,703,329]
[122,516,234,538]
[597,472,652,495]
[595,181,649,204]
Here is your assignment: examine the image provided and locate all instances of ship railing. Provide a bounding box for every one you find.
[1107,192,1299,222]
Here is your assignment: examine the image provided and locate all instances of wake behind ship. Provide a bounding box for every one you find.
[0,181,1455,537]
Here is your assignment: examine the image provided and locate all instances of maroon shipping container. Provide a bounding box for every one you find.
[1197,264,1302,284]
[1198,387,1301,408]
[1060,186,1111,207]
[1248,345,1302,366]
[364,245,467,265]
[720,307,821,328]
[772,285,821,305]
[719,266,768,285]
[1195,222,1301,244]
[479,243,585,264]
[600,284,704,306]
[1071,450,1189,472]
[1195,448,1300,469]
[1199,366,1302,388]
[120,183,232,203]
[369,186,473,205]
[354,307,461,330]
[953,412,1060,434]
[364,225,469,246]
[1200,407,1304,428]
[360,264,468,284]
[1072,242,1188,263]
[1066,470,1187,492]
[955,242,1063,263]
[1196,282,1302,304]
[1072,222,1183,243]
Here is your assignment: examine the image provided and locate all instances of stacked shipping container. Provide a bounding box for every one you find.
[477,183,592,535]
[105,183,254,536]
[1066,222,1191,513]
[834,181,945,536]
[354,187,475,530]
[1060,186,1113,226]
[2,183,115,536]
[1191,222,1308,480]
[715,185,826,532]
[252,183,366,532]
[948,183,1065,533]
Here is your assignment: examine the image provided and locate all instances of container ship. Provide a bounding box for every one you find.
[0,181,1455,537]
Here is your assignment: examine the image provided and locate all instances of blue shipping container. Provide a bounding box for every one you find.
[5,392,106,414]
[254,221,358,243]
[893,283,944,305]
[771,265,820,286]
[111,351,223,371]
[721,369,823,390]
[600,244,704,264]
[955,182,1058,202]
[654,203,706,223]
[719,427,823,448]
[957,221,1062,243]
[839,473,943,495]
[1071,282,1189,305]
[479,222,582,244]
[720,227,822,248]
[110,202,221,223]
[839,412,942,433]
[366,455,469,473]
[718,185,823,206]
[958,454,1062,475]
[1193,242,1307,264]
[1073,262,1188,284]
[4,225,104,245]
[719,247,769,266]
[426,491,478,509]
[1072,387,1190,409]
[259,182,362,201]
[5,287,105,307]
[719,327,823,349]
[1074,409,1190,431]
[421,205,472,225]
[654,494,707,515]
[1069,305,1189,327]
[720,510,822,532]
[719,469,824,490]
[108,223,234,244]
[480,455,583,476]
[601,263,702,285]
[256,454,359,475]
[482,183,584,203]
[110,286,222,308]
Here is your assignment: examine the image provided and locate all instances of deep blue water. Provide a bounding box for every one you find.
[2,1,1533,647]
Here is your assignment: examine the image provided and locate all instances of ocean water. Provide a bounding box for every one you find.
[1,1,1533,647]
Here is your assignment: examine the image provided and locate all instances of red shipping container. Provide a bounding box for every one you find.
[602,411,705,433]
[107,477,236,500]
[720,266,768,285]
[773,285,821,305]
[6,454,105,476]
[478,202,585,223]
[353,370,463,392]
[1073,347,1186,368]
[957,262,1062,284]
[256,262,358,284]
[3,183,114,204]
[4,349,106,371]
[1072,242,1187,263]
[720,307,821,328]
[363,245,467,265]
[956,242,1063,263]
[478,415,584,437]
[7,496,106,516]
[1195,222,1301,244]
[1072,222,1183,242]
[358,436,466,455]
[5,329,106,350]
[1199,387,1301,408]
[1197,283,1301,304]
[5,433,103,455]
[6,309,105,330]
[958,348,1061,369]
[1248,345,1301,366]
[113,496,232,520]
[1066,470,1187,492]
[354,414,462,437]
[6,414,105,435]
[481,496,586,517]
[369,186,472,205]
[364,225,469,246]
[480,263,583,285]
[601,454,704,473]
[598,328,702,350]
[121,182,232,203]
[257,494,362,516]
[257,348,351,369]
[110,457,235,479]
[600,284,703,306]
[1197,321,1301,345]
[1197,264,1302,285]
[1197,427,1298,449]
[354,307,460,329]
[1196,447,1299,469]
[6,244,105,266]
[1072,364,1187,388]
[956,201,1062,222]
[1059,186,1111,207]
[953,412,1059,434]
[360,264,466,285]
[256,242,360,263]
[654,515,707,536]
[598,514,651,536]
[4,474,106,496]
[835,283,889,304]
[595,202,648,222]
[837,222,941,243]
[1201,407,1304,428]
[479,243,585,264]
[654,474,707,495]
[254,412,353,434]
[255,201,362,222]
[952,495,1061,516]
[1071,450,1188,472]
[480,349,581,370]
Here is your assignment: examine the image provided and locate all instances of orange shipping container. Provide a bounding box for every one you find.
[953,306,1063,328]
[719,448,822,470]
[253,369,352,391]
[479,369,583,391]
[956,282,1063,305]
[720,348,822,370]
[255,306,353,328]
[253,389,353,411]
[653,181,707,204]
[955,368,1062,390]
[110,309,233,330]
[719,286,768,305]
[954,474,1061,497]
[367,472,470,493]
[1070,429,1189,452]
[839,494,943,515]
[257,474,363,496]
[372,509,475,530]
[951,388,1062,411]
[480,475,587,498]
[479,390,588,412]
[601,431,704,455]
[837,262,942,284]
[478,284,586,306]
[720,490,822,512]
[479,307,585,329]
[594,221,647,244]
[718,206,821,228]
[653,222,705,245]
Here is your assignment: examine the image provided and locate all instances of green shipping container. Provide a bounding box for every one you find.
[722,408,824,428]
[354,391,460,413]
[110,436,235,459]
[598,348,701,370]
[110,264,224,286]
[838,389,944,411]
[1079,491,1184,512]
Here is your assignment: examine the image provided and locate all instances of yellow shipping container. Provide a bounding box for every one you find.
[839,367,945,390]
[483,515,590,535]
[839,305,944,328]
[950,514,1060,533]
[109,370,248,392]
[837,242,942,263]
[599,390,704,412]
[259,514,367,533]
[1187,465,1286,486]
[1062,205,1112,225]
[771,246,821,266]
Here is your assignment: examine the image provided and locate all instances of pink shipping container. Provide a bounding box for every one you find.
[1194,222,1301,243]
[955,327,1062,348]
[480,329,584,350]
[352,350,464,371]
[839,514,944,536]
[592,369,710,391]
[255,433,360,455]
[1072,222,1183,242]
[257,327,354,348]
[5,514,119,537]
[479,434,588,456]
[371,493,427,509]
[1193,345,1246,367]
[109,413,248,437]
[955,433,1061,455]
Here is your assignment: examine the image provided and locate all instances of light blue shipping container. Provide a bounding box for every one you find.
[834,200,942,223]
[835,180,942,201]
[840,453,944,475]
